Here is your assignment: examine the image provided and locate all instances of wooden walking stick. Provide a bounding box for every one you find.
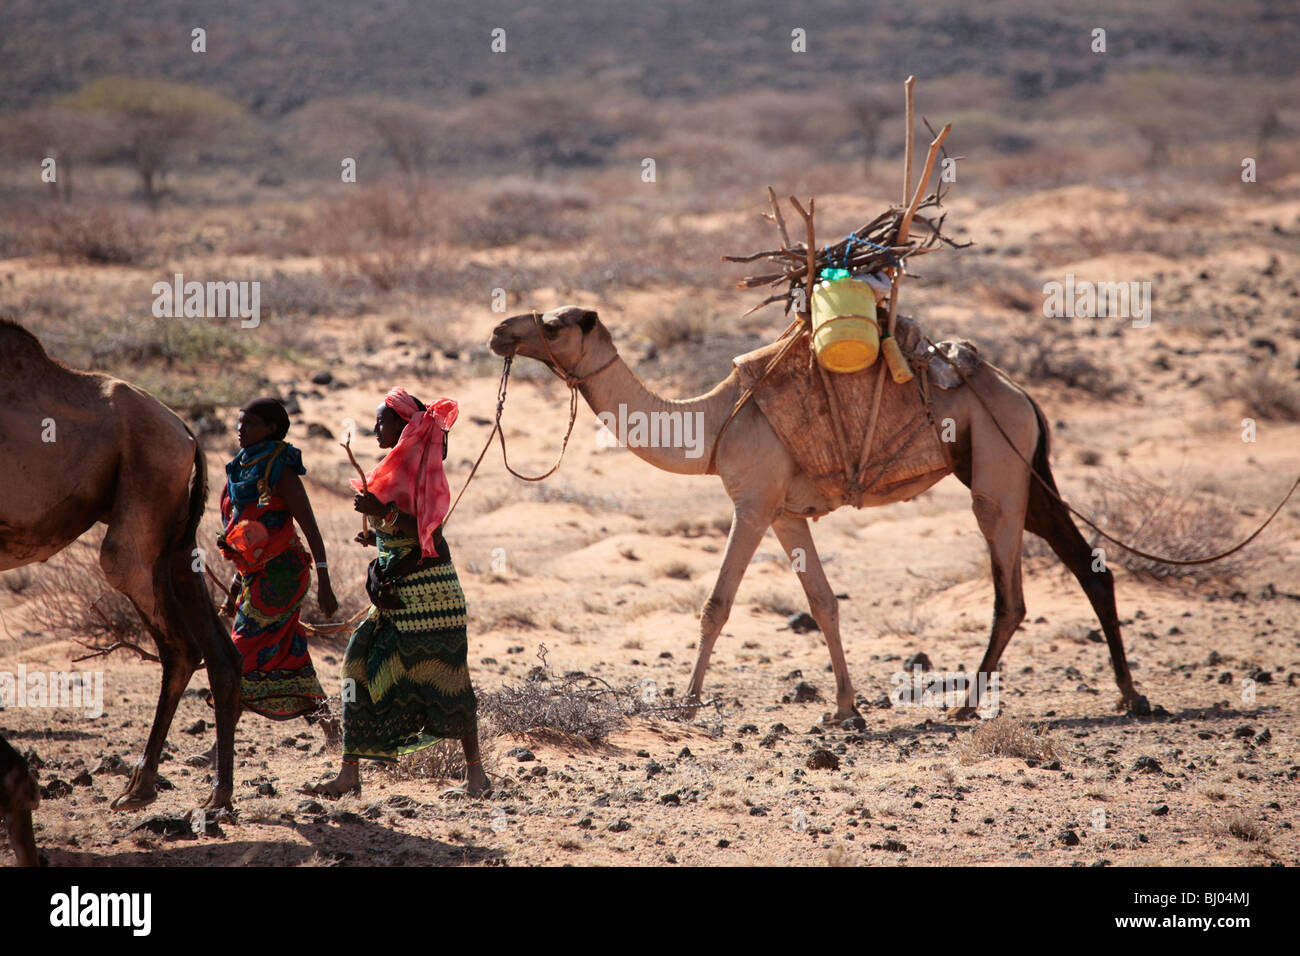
[340,422,370,536]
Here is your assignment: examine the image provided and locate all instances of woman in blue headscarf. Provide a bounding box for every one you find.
[216,397,338,733]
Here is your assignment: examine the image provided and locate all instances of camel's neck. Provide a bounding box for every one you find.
[575,352,738,476]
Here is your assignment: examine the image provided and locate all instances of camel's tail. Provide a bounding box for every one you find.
[164,428,236,670]
[1025,393,1060,498]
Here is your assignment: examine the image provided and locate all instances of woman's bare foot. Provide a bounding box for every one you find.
[299,761,359,799]
[466,763,491,798]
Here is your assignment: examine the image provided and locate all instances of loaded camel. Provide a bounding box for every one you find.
[0,318,240,829]
[489,306,1147,721]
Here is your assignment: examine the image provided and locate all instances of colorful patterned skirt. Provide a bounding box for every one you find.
[341,560,478,762]
[230,533,327,720]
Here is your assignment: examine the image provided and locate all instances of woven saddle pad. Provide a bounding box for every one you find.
[732,316,952,506]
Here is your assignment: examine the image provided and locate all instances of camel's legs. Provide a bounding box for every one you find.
[1,737,39,866]
[198,597,240,810]
[99,513,199,811]
[1025,478,1143,711]
[950,399,1037,719]
[771,514,858,720]
[684,503,775,711]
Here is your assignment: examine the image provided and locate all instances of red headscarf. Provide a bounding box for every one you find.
[351,387,459,558]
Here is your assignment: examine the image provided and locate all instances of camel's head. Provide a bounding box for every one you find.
[489,305,612,379]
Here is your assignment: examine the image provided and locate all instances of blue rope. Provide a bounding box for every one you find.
[823,235,897,271]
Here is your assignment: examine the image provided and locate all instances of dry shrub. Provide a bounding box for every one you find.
[382,717,501,783]
[981,330,1123,397]
[13,203,151,265]
[1210,364,1300,422]
[1081,472,1266,581]
[25,537,149,645]
[957,716,1059,765]
[751,589,799,618]
[1222,812,1269,844]
[454,178,592,247]
[476,645,687,743]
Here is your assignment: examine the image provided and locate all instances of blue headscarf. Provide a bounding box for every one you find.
[225,439,305,508]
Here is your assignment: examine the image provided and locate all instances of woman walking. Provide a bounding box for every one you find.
[216,397,338,739]
[302,387,489,799]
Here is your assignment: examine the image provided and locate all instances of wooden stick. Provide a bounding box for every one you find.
[788,195,816,319]
[340,430,370,536]
[902,75,916,206]
[73,638,160,664]
[767,185,793,249]
[897,123,951,252]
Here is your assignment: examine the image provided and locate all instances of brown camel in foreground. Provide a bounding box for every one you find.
[490,306,1147,721]
[0,318,239,818]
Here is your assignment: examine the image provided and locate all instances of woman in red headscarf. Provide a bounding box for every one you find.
[302,387,490,799]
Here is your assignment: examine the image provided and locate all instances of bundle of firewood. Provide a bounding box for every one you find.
[724,78,968,323]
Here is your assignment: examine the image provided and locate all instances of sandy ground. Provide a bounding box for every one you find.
[2,183,1299,867]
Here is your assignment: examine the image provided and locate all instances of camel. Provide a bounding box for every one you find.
[489,306,1147,721]
[0,318,239,812]
[0,733,39,866]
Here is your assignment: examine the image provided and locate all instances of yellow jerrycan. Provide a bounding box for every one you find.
[810,274,880,374]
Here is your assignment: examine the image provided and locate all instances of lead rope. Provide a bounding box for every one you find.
[442,312,618,528]
[922,334,1300,566]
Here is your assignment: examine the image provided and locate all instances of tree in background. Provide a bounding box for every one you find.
[55,77,244,207]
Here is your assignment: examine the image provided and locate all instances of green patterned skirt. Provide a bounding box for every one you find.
[341,559,478,762]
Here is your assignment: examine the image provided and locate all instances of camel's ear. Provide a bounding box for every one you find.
[577,309,599,334]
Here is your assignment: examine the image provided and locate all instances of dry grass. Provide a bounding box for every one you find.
[1220,812,1270,844]
[957,716,1060,765]
[1210,364,1300,422]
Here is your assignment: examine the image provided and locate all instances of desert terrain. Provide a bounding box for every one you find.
[0,0,1297,868]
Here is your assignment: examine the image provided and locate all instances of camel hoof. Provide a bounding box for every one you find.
[202,787,234,812]
[831,709,863,727]
[109,788,158,811]
[1122,694,1151,717]
[947,705,980,722]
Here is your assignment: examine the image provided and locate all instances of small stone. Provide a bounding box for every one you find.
[41,778,73,799]
[1042,759,1062,771]
[737,724,759,736]
[903,652,933,671]
[1254,729,1272,746]
[645,761,664,779]
[841,715,866,731]
[1058,828,1081,846]
[297,799,326,814]
[1133,755,1163,773]
[183,719,207,735]
[1251,669,1273,684]
[608,819,631,833]
[1152,804,1169,816]
[92,754,128,780]
[1233,726,1255,739]
[807,748,840,771]
[307,423,334,440]
[716,839,731,848]
[578,814,594,829]
[131,815,195,839]
[71,770,95,787]
[530,765,548,778]
[508,747,536,762]
[792,681,820,703]
[660,792,681,806]
[310,370,333,385]
[787,612,819,633]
